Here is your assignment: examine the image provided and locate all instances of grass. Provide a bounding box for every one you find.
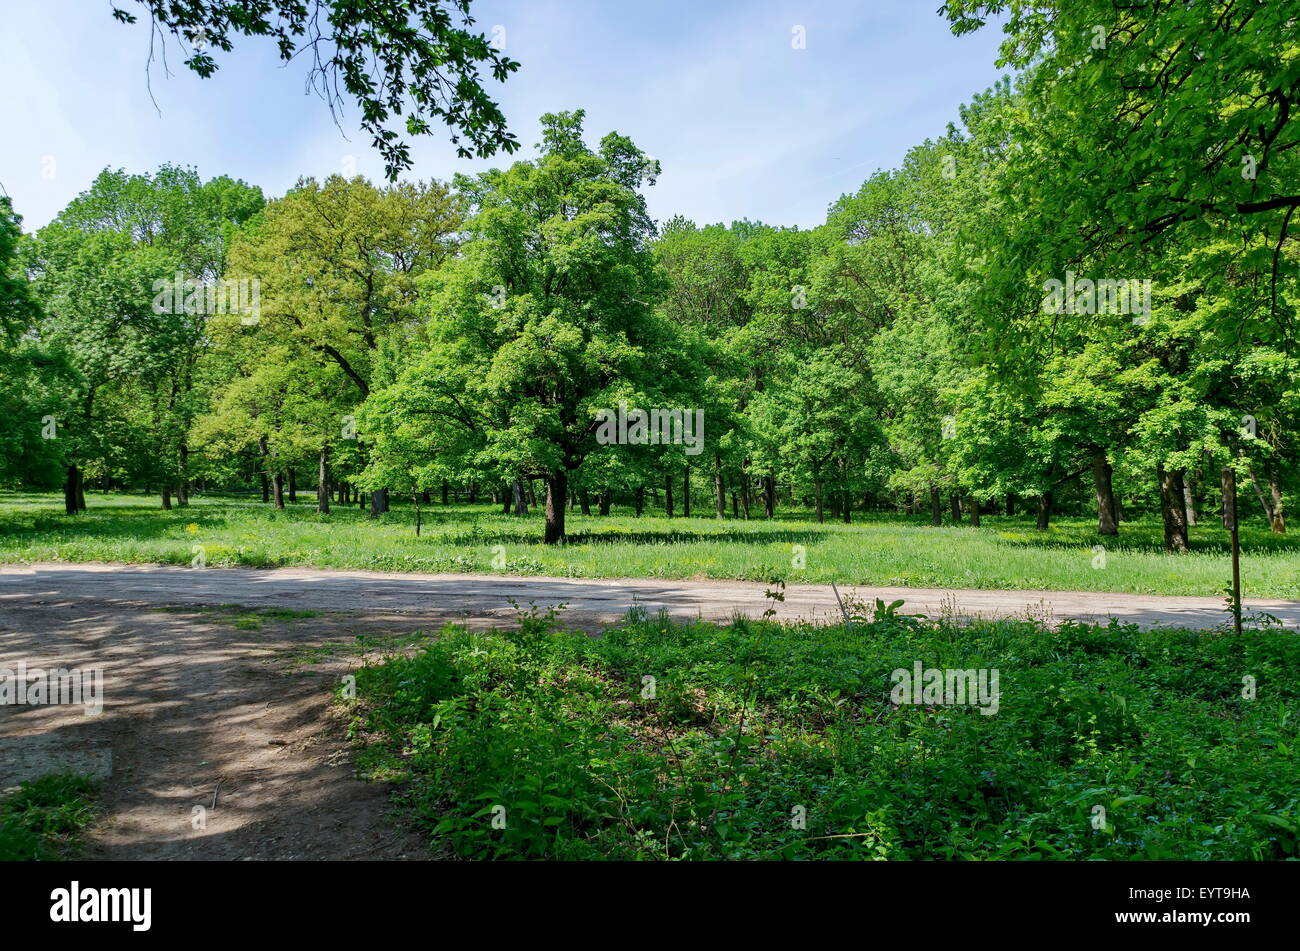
[1,489,1298,598]
[343,601,1300,860]
[0,774,99,861]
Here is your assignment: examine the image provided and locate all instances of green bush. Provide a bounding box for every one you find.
[346,608,1300,860]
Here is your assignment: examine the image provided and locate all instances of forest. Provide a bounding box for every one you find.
[1,2,1295,559]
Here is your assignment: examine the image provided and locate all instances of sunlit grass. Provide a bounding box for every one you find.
[0,490,1296,598]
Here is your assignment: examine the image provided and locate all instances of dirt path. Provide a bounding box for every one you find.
[2,563,1295,860]
[7,562,1300,630]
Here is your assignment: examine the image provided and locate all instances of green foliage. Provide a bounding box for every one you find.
[348,610,1300,860]
[109,0,520,177]
[0,774,99,861]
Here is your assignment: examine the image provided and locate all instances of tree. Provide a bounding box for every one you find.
[23,166,264,510]
[226,174,463,515]
[109,0,520,178]
[365,110,687,543]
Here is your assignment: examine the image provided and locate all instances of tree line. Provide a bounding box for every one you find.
[2,2,1295,550]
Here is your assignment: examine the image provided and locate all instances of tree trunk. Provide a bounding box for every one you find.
[272,472,285,510]
[177,444,190,506]
[683,466,691,518]
[1005,492,1016,517]
[161,487,172,511]
[763,471,775,518]
[512,480,528,515]
[1221,466,1237,531]
[731,491,738,518]
[929,484,942,526]
[544,472,567,544]
[370,487,387,519]
[741,460,751,519]
[317,445,330,514]
[1092,450,1118,536]
[64,464,80,514]
[950,493,962,524]
[258,435,271,503]
[714,454,725,519]
[598,489,611,516]
[634,486,644,517]
[441,481,449,506]
[502,483,512,514]
[1183,472,1198,527]
[1035,490,1052,531]
[468,483,478,504]
[1157,463,1189,553]
[1269,468,1286,533]
[288,468,297,503]
[839,457,851,524]
[580,489,592,516]
[664,471,674,518]
[968,496,981,528]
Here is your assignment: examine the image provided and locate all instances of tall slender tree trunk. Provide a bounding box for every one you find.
[714,454,725,519]
[763,471,775,518]
[1269,468,1286,533]
[502,484,512,514]
[665,471,674,518]
[370,487,387,519]
[64,465,80,515]
[272,472,285,510]
[161,487,172,511]
[1035,490,1052,531]
[740,460,751,519]
[929,484,942,526]
[683,467,691,518]
[580,489,592,516]
[512,480,528,515]
[1092,450,1118,535]
[317,445,330,514]
[968,496,981,528]
[839,457,851,524]
[441,481,449,506]
[1183,472,1198,527]
[950,493,962,524]
[544,472,567,544]
[731,491,739,518]
[259,435,271,503]
[1221,467,1237,532]
[1157,463,1190,552]
[634,486,644,517]
[178,444,190,506]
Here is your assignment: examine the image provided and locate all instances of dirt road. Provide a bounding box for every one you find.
[2,563,1294,860]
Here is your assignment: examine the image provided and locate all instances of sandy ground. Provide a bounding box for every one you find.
[2,563,1295,860]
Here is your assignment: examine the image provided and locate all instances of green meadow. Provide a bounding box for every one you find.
[2,491,1297,599]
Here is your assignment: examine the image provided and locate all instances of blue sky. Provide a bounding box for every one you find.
[0,0,1009,233]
